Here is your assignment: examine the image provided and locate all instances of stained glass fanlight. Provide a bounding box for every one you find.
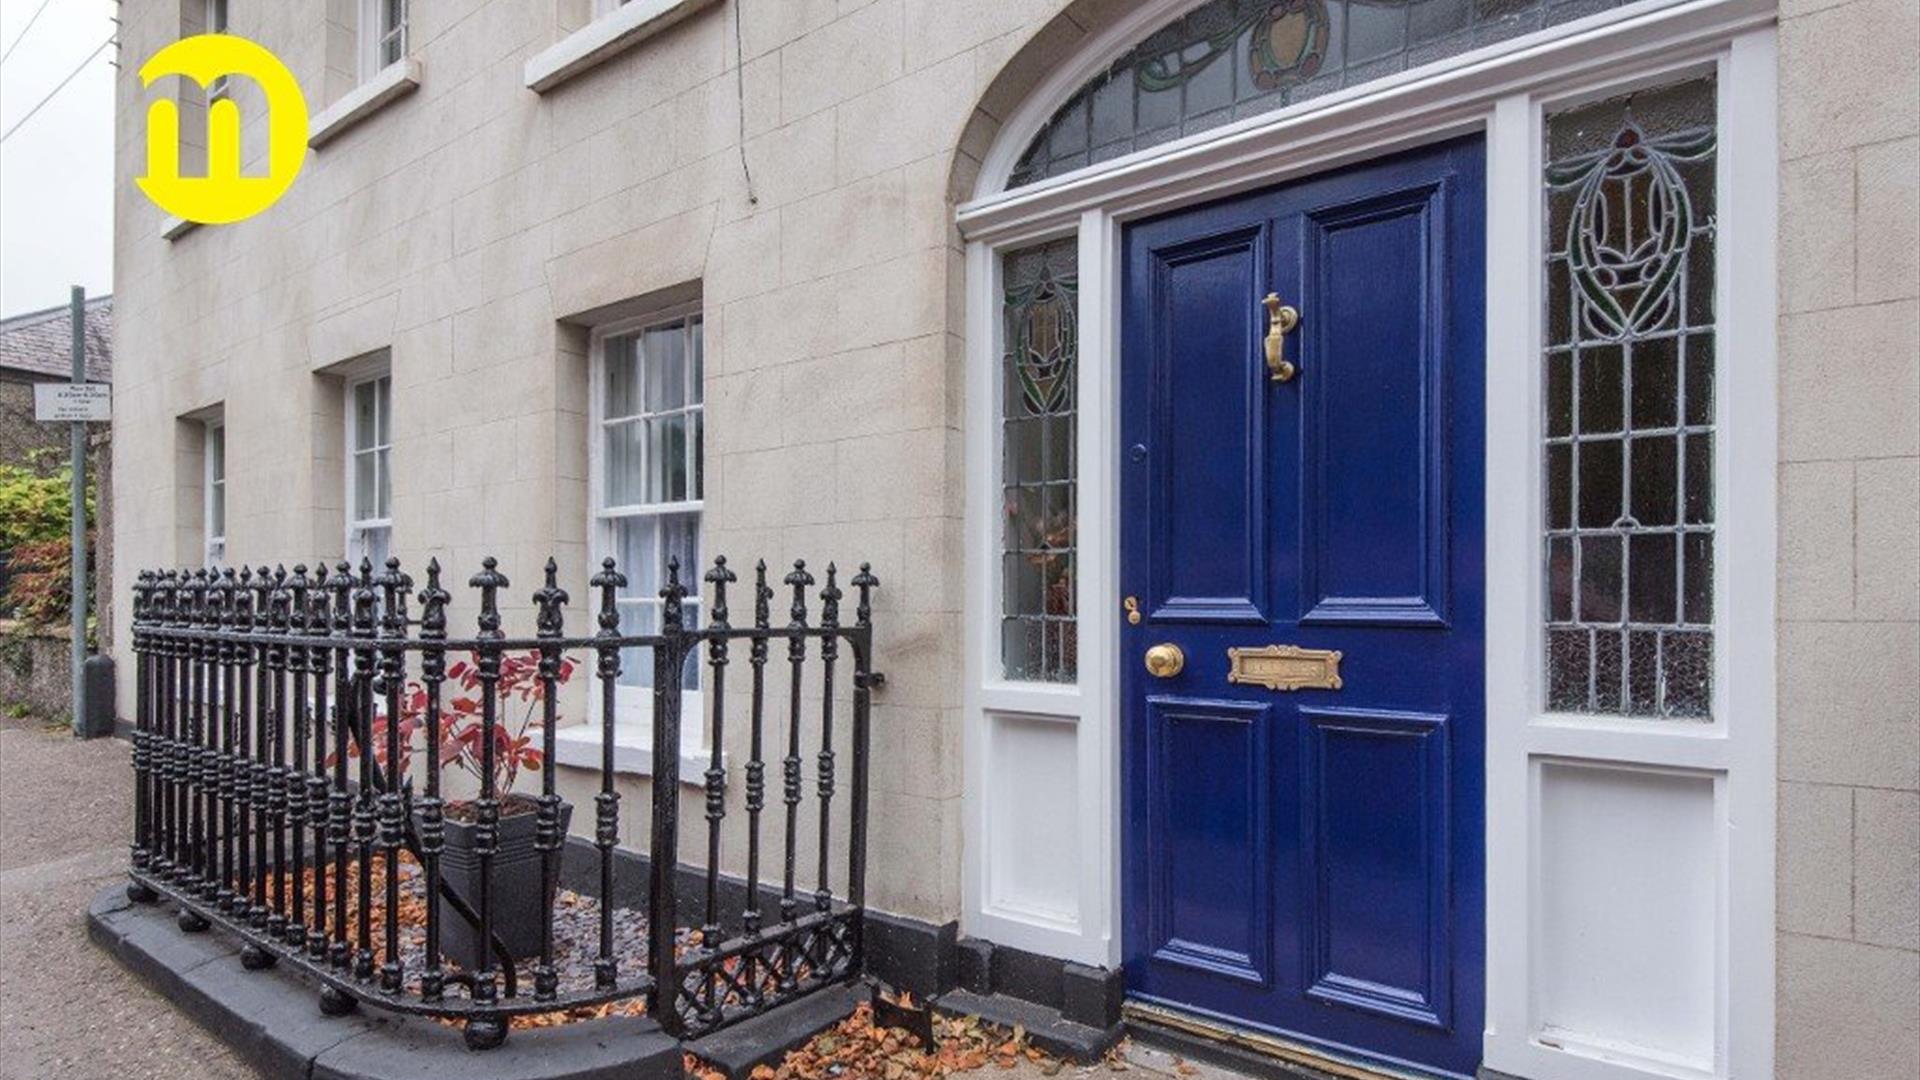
[1010,0,1638,189]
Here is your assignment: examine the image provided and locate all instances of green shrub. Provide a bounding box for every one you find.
[0,453,95,628]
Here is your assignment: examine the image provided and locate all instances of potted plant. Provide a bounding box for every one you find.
[362,650,577,970]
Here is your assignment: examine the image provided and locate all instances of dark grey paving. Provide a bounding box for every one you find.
[0,716,259,1080]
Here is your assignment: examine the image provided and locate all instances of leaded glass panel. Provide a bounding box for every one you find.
[1542,76,1717,720]
[1010,0,1633,188]
[1002,239,1079,683]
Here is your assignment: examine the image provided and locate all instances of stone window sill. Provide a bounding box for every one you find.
[523,0,720,94]
[309,57,423,149]
[552,719,723,784]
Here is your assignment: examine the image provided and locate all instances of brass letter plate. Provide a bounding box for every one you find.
[1227,645,1343,691]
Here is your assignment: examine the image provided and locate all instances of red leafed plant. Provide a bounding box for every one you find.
[341,650,576,799]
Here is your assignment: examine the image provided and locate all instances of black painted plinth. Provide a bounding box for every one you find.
[87,884,681,1080]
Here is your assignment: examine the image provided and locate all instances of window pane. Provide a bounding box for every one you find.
[648,414,689,502]
[606,419,643,506]
[376,447,392,517]
[374,377,391,446]
[643,322,687,413]
[210,482,225,538]
[1009,0,1637,188]
[207,425,225,482]
[354,381,378,451]
[611,511,701,598]
[610,511,702,690]
[1000,237,1078,683]
[1542,76,1717,721]
[690,411,704,499]
[606,334,641,419]
[354,451,377,520]
[688,318,704,405]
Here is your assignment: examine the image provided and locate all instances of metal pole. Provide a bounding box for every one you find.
[69,285,88,737]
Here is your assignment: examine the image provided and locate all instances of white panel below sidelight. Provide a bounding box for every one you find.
[985,712,1082,929]
[1534,760,1720,1074]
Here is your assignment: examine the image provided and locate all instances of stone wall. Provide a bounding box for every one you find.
[0,624,75,726]
[0,376,68,466]
[1774,0,1920,1076]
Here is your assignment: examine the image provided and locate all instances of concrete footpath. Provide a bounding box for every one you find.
[0,714,255,1080]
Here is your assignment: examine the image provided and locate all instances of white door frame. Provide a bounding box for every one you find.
[957,1,1777,1077]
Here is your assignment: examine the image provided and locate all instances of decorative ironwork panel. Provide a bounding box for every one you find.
[124,551,881,1051]
[1010,0,1635,188]
[1541,76,1717,719]
[1002,239,1079,683]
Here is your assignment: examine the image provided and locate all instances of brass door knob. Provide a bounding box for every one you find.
[1143,643,1186,679]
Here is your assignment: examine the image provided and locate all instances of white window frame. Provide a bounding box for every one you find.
[204,419,226,567]
[344,368,393,569]
[357,0,408,81]
[560,305,712,780]
[956,3,1776,1079]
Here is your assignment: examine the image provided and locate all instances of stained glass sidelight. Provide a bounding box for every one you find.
[1002,239,1079,683]
[1011,0,1634,188]
[1542,76,1717,720]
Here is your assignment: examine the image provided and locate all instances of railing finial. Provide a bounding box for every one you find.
[705,555,737,631]
[590,557,626,636]
[533,556,569,639]
[851,562,880,628]
[784,559,814,627]
[419,558,449,641]
[662,556,686,630]
[470,555,507,639]
[820,563,842,630]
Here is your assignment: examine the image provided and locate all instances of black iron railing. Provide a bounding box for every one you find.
[125,554,879,1049]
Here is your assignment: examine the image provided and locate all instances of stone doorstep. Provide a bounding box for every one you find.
[930,988,1125,1064]
[85,883,681,1080]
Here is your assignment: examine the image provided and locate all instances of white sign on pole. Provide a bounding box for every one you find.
[33,382,111,422]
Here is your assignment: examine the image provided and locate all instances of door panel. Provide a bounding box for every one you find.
[1149,228,1269,623]
[1301,707,1450,1029]
[1300,190,1450,625]
[1145,697,1273,986]
[1121,137,1485,1079]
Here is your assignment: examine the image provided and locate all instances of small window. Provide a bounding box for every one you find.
[1000,239,1078,684]
[1542,75,1717,720]
[205,421,226,567]
[592,312,704,694]
[346,373,393,567]
[360,0,409,78]
[205,0,231,98]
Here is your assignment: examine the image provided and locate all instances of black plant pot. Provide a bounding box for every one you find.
[430,798,573,971]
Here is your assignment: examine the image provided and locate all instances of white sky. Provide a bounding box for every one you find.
[0,0,117,318]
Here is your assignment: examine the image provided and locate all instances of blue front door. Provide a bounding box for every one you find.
[1120,137,1486,1079]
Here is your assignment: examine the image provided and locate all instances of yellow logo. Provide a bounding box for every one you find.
[137,35,308,225]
